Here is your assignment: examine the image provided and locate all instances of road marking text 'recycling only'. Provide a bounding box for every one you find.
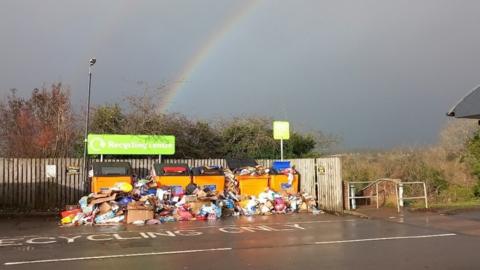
[2,233,457,266]
[0,223,306,247]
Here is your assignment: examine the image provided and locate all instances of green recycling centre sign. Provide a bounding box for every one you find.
[87,134,175,155]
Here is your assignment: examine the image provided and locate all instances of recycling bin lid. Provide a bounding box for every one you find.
[226,158,258,171]
[192,166,224,176]
[92,162,132,176]
[153,163,190,176]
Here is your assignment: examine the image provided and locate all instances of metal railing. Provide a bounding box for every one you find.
[398,181,428,210]
[347,181,375,210]
[347,179,428,212]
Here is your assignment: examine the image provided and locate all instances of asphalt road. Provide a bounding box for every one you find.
[0,213,479,270]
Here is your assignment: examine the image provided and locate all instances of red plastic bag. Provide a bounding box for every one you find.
[60,209,81,218]
[177,209,193,221]
[195,215,207,221]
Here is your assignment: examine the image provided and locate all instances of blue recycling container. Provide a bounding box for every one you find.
[272,161,291,172]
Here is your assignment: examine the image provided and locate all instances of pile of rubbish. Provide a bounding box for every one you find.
[60,166,320,226]
[235,165,270,176]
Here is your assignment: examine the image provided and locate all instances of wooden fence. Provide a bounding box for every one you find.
[317,157,343,212]
[0,157,343,212]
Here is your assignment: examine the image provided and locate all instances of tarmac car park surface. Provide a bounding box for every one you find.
[1,211,480,270]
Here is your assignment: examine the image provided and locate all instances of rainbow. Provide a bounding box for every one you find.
[158,0,260,112]
[78,2,260,109]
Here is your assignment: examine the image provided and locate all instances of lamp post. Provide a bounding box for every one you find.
[83,58,96,184]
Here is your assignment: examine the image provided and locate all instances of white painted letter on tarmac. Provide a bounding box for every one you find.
[174,230,203,236]
[241,226,272,232]
[219,227,243,233]
[284,224,305,230]
[147,231,176,238]
[87,234,113,241]
[0,238,23,247]
[139,233,150,239]
[58,235,82,243]
[113,234,141,240]
[26,237,56,244]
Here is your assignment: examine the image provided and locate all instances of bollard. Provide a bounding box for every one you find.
[350,184,356,210]
[399,183,404,207]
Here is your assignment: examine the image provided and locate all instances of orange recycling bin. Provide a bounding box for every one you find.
[156,176,191,189]
[193,175,225,193]
[225,158,269,197]
[90,162,133,193]
[192,166,225,193]
[153,163,191,190]
[269,174,299,194]
[237,175,270,197]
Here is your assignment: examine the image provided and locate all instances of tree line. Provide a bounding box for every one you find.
[0,83,338,158]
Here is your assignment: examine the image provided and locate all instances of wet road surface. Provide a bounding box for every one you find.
[0,213,479,270]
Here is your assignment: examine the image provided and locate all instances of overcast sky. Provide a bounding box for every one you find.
[1,0,480,149]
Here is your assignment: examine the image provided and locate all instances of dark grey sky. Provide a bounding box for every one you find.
[2,0,480,149]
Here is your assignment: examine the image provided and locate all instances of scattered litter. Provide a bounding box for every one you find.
[59,161,320,226]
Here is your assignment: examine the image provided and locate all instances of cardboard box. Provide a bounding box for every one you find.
[188,201,207,214]
[127,201,151,210]
[126,209,154,223]
[299,202,309,213]
[184,195,197,203]
[196,190,207,198]
[92,190,113,198]
[99,202,112,214]
[89,194,116,206]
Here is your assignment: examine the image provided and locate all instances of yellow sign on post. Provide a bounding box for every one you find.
[273,121,290,161]
[273,121,290,140]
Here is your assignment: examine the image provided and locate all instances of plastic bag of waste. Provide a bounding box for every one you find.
[224,199,234,209]
[258,189,276,203]
[244,198,258,216]
[103,215,125,223]
[146,219,161,225]
[156,188,171,202]
[289,198,298,212]
[95,211,116,224]
[185,183,199,195]
[72,212,85,224]
[114,182,133,193]
[175,196,187,207]
[79,196,93,215]
[132,220,145,226]
[159,216,176,223]
[171,186,185,197]
[135,179,151,188]
[214,203,222,218]
[61,216,73,225]
[180,210,193,221]
[199,205,213,217]
[260,204,272,215]
[176,207,193,221]
[117,196,133,207]
[274,198,286,212]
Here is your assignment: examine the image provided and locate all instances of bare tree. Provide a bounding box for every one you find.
[0,84,79,157]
